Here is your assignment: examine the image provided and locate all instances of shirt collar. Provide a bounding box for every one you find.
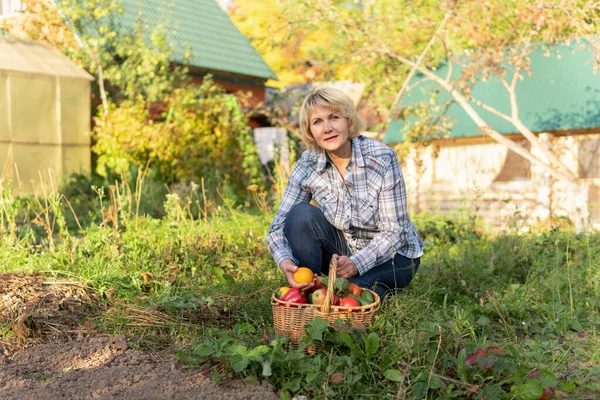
[315,137,364,172]
[316,149,328,172]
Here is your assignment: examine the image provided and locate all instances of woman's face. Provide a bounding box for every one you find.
[309,106,351,157]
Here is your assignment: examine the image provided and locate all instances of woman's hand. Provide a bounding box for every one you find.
[336,255,358,278]
[279,259,317,290]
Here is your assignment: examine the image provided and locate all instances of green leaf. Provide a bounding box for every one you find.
[418,322,441,337]
[283,377,302,392]
[567,318,583,332]
[306,371,318,383]
[383,369,404,382]
[363,333,380,359]
[508,381,544,400]
[229,353,249,372]
[537,369,558,388]
[476,316,491,327]
[193,343,215,356]
[305,317,330,342]
[482,384,502,399]
[247,345,270,362]
[557,381,576,392]
[428,376,443,389]
[350,373,362,384]
[413,381,429,399]
[335,277,349,292]
[262,360,272,377]
[226,344,247,356]
[456,348,468,383]
[235,323,256,335]
[338,331,358,352]
[212,266,224,277]
[279,390,291,400]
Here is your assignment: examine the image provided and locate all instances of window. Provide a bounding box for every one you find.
[493,140,531,182]
[578,138,600,178]
[0,0,23,18]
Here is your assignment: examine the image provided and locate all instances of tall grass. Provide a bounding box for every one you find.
[0,171,599,399]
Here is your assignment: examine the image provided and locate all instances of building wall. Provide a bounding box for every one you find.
[0,70,91,195]
[190,75,267,107]
[401,132,600,231]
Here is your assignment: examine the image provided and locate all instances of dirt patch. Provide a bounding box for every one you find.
[0,335,278,400]
[0,273,279,400]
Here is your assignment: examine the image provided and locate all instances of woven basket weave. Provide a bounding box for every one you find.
[271,257,381,346]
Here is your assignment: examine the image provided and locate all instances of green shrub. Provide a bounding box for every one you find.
[92,78,263,202]
[413,211,482,246]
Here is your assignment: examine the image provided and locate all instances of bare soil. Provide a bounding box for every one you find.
[0,273,279,400]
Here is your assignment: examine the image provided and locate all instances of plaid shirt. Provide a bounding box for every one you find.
[267,135,424,275]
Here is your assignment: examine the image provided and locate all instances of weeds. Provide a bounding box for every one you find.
[0,172,599,399]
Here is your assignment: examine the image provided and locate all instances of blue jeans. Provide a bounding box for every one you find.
[284,203,420,299]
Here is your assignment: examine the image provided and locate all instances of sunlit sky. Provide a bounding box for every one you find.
[217,0,233,10]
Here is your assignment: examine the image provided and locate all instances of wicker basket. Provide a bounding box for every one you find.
[271,257,381,347]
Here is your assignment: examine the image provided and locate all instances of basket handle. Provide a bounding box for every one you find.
[322,256,337,313]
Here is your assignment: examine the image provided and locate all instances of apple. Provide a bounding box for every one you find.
[333,294,341,306]
[308,288,327,305]
[340,296,361,308]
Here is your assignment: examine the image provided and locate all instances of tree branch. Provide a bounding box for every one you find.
[465,95,512,122]
[503,60,577,180]
[406,77,435,93]
[510,66,521,91]
[498,75,511,94]
[49,0,108,116]
[379,48,577,182]
[438,34,454,82]
[375,13,451,141]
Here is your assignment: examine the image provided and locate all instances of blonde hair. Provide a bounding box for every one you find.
[298,87,365,151]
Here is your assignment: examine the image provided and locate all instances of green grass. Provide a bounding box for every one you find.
[0,177,599,399]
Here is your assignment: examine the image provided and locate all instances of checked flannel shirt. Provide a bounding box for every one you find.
[266,135,424,275]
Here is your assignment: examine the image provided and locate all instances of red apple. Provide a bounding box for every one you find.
[340,296,361,308]
[333,294,341,306]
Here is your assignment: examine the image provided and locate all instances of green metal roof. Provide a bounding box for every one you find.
[118,0,277,81]
[384,40,600,143]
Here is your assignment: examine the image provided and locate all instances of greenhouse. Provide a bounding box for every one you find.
[0,36,93,194]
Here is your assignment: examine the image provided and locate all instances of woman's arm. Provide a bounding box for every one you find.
[266,161,312,269]
[349,153,409,275]
[266,161,320,288]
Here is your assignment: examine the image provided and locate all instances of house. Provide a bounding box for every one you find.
[0,37,94,193]
[1,0,277,116]
[384,40,600,230]
[118,0,277,115]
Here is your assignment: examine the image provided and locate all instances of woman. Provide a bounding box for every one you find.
[266,87,424,299]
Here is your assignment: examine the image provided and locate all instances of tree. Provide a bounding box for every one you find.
[280,0,600,182]
[2,0,263,197]
[93,76,262,194]
[267,0,600,228]
[2,0,190,109]
[0,0,75,49]
[227,0,346,88]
